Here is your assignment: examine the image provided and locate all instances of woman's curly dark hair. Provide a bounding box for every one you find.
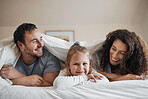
[100,29,147,75]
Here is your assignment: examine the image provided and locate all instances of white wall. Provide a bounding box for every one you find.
[143,0,148,44]
[0,0,147,44]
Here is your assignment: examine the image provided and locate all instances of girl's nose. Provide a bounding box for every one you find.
[79,64,84,70]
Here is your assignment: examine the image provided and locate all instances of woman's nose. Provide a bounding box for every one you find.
[112,51,118,58]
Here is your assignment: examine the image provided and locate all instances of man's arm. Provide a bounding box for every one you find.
[0,65,45,87]
[12,72,59,87]
[0,65,26,79]
[40,72,59,87]
[11,74,44,86]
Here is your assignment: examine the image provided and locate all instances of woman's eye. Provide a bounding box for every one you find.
[112,47,116,51]
[120,52,126,55]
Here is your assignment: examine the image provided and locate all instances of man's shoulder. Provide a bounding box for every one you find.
[43,47,50,53]
[41,47,59,60]
[42,47,53,57]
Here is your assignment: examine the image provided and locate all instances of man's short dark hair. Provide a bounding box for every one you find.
[13,23,37,48]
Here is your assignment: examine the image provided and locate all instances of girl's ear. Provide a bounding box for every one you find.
[65,62,70,69]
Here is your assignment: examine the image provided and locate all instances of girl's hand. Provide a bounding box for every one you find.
[87,74,103,83]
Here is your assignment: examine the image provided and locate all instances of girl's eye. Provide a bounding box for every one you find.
[73,63,79,65]
[83,63,87,65]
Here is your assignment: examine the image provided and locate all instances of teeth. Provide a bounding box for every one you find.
[112,57,118,62]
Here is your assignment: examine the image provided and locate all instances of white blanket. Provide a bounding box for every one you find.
[0,34,148,99]
[0,79,148,99]
[0,34,104,68]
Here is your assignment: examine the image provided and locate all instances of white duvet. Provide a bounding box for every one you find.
[0,34,148,99]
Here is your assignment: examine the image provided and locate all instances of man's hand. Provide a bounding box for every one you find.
[0,65,25,79]
[11,74,44,87]
[40,72,59,87]
[25,75,45,86]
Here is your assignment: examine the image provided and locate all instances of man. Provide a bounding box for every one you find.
[0,23,61,87]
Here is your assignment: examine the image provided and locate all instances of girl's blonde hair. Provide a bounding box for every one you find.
[66,42,93,75]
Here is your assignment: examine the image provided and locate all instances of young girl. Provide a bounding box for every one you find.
[53,42,109,89]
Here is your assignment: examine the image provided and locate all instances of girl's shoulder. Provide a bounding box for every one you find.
[59,68,71,76]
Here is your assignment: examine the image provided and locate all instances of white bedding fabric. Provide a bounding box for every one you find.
[0,34,148,99]
[1,79,148,99]
[53,68,109,89]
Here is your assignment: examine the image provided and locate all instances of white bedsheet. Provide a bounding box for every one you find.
[0,34,148,99]
[0,79,148,99]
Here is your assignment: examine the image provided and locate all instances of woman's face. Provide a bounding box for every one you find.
[109,39,127,66]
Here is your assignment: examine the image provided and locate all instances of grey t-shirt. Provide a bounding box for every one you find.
[15,48,61,77]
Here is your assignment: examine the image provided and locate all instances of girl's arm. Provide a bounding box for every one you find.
[53,75,88,89]
[53,68,88,89]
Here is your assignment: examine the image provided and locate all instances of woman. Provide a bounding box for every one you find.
[92,29,148,81]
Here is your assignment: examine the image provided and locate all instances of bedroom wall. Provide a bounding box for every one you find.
[0,0,147,44]
[143,0,148,44]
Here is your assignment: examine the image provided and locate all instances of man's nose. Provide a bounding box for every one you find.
[38,41,44,47]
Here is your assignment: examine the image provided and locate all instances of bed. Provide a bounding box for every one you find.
[0,34,148,99]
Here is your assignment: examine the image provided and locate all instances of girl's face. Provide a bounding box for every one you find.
[68,52,90,76]
[109,39,127,66]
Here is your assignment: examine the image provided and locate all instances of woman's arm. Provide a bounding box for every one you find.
[110,74,145,81]
[95,69,145,81]
[94,68,121,80]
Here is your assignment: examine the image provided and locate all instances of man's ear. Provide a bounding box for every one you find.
[17,41,24,51]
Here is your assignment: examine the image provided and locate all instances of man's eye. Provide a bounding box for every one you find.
[32,40,37,43]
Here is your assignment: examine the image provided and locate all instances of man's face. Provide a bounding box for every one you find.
[22,29,44,58]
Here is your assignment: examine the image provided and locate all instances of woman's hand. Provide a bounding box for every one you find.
[119,74,145,80]
[111,74,145,81]
[87,74,103,82]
